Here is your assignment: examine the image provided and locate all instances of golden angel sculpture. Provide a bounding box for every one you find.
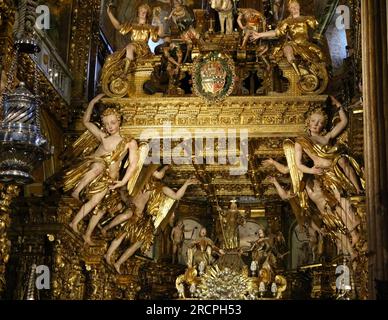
[263,95,365,264]
[102,165,198,274]
[101,3,163,97]
[250,0,328,94]
[63,93,148,245]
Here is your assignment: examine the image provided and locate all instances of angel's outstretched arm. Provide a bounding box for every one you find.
[262,158,290,174]
[326,96,348,140]
[83,94,105,141]
[268,176,291,200]
[162,178,198,200]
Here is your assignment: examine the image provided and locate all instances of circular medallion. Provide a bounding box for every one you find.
[192,52,236,103]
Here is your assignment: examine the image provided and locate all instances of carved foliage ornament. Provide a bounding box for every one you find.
[192,52,236,103]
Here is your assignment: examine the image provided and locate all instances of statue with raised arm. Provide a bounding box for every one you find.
[101,3,163,97]
[63,94,139,244]
[217,200,246,250]
[294,96,365,196]
[250,0,328,94]
[262,139,362,263]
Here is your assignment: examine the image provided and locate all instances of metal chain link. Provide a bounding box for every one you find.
[33,53,41,131]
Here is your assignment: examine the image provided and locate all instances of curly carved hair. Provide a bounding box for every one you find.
[101,107,122,124]
[288,0,300,7]
[305,107,328,134]
[137,4,152,22]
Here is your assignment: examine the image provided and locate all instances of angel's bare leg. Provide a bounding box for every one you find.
[338,157,363,194]
[101,210,134,236]
[338,197,360,245]
[114,241,143,274]
[69,189,107,233]
[283,45,300,76]
[241,32,250,48]
[83,209,106,245]
[105,233,126,265]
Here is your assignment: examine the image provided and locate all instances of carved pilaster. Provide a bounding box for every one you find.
[0,0,15,73]
[350,197,368,299]
[51,237,85,300]
[361,0,388,299]
[68,0,101,105]
[0,183,19,297]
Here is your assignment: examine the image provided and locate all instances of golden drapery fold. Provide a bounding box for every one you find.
[119,178,176,254]
[63,135,135,214]
[273,16,325,63]
[296,136,365,197]
[119,22,159,56]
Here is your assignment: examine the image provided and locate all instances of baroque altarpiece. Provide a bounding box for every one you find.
[0,0,387,300]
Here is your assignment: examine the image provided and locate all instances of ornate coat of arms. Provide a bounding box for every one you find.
[192,52,236,103]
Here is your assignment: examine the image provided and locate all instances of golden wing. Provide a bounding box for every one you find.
[61,130,99,162]
[283,139,308,215]
[152,193,176,231]
[127,163,160,198]
[283,139,303,194]
[126,142,151,196]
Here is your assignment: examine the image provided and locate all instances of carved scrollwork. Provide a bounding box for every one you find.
[298,62,329,95]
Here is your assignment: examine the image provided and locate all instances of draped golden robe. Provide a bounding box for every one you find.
[120,178,175,254]
[273,16,325,63]
[63,137,133,213]
[101,23,159,83]
[296,136,365,197]
[119,22,159,57]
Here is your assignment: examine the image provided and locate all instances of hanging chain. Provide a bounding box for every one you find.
[16,0,27,39]
[33,52,41,131]
[33,53,39,96]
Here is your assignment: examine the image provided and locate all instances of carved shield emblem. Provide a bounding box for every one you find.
[200,61,227,95]
[193,52,236,103]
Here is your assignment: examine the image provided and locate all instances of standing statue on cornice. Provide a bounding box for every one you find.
[210,0,234,35]
[249,0,328,94]
[165,0,202,62]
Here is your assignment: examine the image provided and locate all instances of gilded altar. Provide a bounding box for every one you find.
[0,0,371,301]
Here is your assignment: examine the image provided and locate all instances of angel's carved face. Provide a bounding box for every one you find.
[288,2,300,16]
[308,113,326,135]
[102,114,120,135]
